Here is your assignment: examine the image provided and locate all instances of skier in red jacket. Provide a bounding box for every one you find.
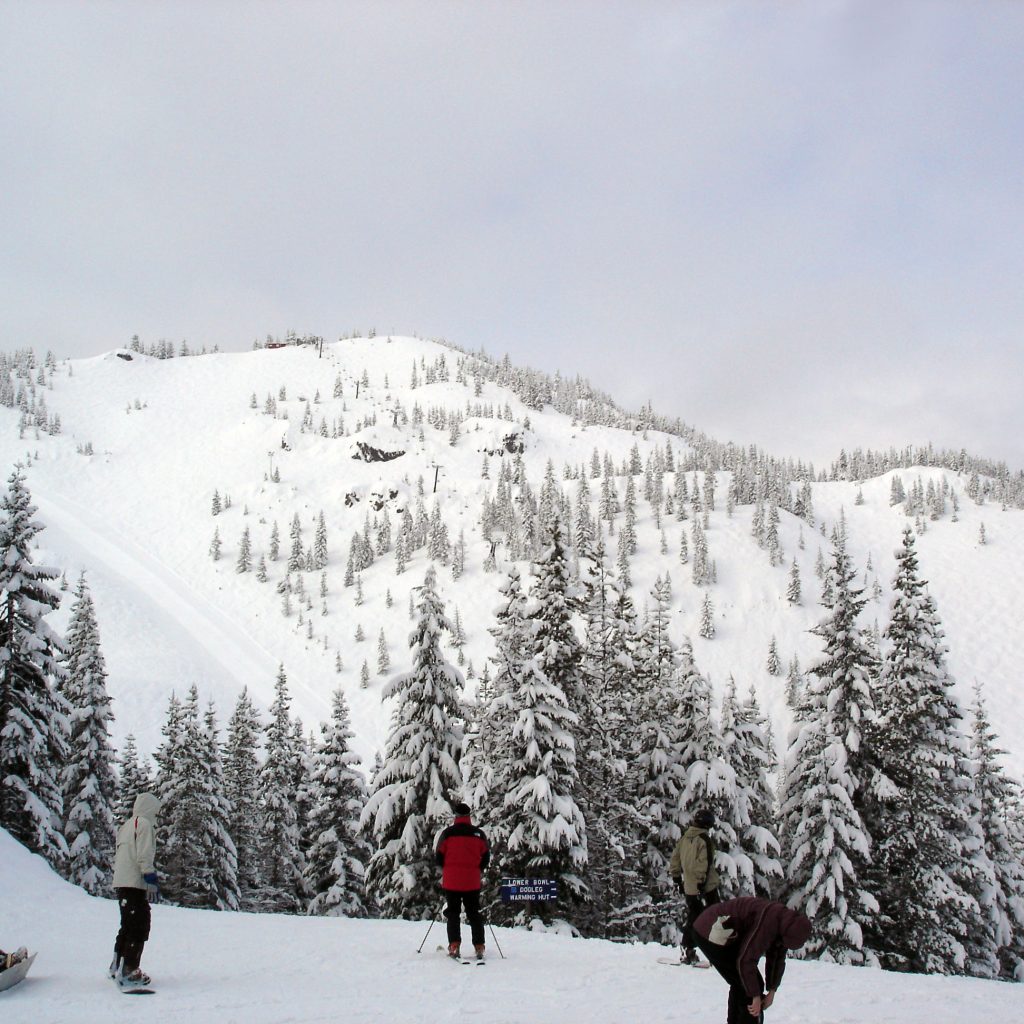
[435,802,490,960]
[693,896,812,1023]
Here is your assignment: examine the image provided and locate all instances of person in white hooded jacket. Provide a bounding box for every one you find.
[110,792,162,985]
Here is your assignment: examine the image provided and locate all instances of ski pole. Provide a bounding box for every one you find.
[416,900,446,954]
[487,921,505,959]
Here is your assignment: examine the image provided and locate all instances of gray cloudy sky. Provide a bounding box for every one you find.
[2,1,1023,470]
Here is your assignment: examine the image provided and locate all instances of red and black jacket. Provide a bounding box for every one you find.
[435,815,490,892]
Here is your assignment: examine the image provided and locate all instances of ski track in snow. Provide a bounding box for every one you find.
[36,488,280,688]
[30,486,331,734]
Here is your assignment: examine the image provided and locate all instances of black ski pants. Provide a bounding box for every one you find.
[444,889,485,947]
[114,887,151,972]
[683,888,720,952]
[693,932,764,1024]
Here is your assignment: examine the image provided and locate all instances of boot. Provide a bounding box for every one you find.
[447,942,461,960]
[474,944,485,962]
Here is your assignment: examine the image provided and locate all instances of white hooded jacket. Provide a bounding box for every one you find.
[112,792,162,890]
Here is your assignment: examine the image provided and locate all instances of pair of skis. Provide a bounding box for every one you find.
[438,945,486,966]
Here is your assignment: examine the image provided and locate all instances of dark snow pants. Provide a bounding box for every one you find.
[694,933,764,1024]
[444,889,485,947]
[683,888,720,952]
[114,887,151,972]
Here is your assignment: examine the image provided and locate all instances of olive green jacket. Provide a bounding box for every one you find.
[669,826,719,896]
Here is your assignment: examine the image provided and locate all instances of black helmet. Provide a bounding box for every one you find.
[694,808,715,829]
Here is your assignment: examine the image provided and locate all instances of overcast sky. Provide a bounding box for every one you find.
[2,1,1022,470]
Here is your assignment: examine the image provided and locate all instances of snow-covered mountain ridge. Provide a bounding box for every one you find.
[1,336,1021,780]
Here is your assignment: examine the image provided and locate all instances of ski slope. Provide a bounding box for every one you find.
[0,828,1017,1024]
[1,337,1022,777]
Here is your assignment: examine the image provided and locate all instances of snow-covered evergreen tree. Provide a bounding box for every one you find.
[155,687,239,909]
[497,513,588,917]
[59,572,117,893]
[116,733,152,821]
[779,537,879,965]
[313,511,329,569]
[362,566,464,919]
[698,593,715,639]
[199,701,240,910]
[674,645,741,895]
[577,536,651,939]
[0,468,69,866]
[153,692,194,902]
[224,687,263,910]
[862,526,985,975]
[236,525,251,573]
[970,684,1024,980]
[306,688,372,917]
[257,666,307,912]
[634,633,686,940]
[463,567,528,877]
[721,678,782,898]
[786,559,802,604]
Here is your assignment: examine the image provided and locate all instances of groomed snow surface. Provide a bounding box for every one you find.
[1,830,1016,1024]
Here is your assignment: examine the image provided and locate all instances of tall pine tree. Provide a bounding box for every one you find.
[362,566,464,919]
[970,684,1024,980]
[224,687,263,910]
[862,526,984,975]
[306,688,372,917]
[780,536,879,965]
[0,468,69,866]
[577,534,650,939]
[496,514,588,919]
[257,666,307,913]
[60,572,117,893]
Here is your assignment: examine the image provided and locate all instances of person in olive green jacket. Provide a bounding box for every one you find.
[669,808,720,965]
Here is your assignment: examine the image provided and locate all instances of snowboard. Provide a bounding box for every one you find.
[0,953,36,993]
[114,977,156,995]
[110,969,155,995]
[657,956,711,969]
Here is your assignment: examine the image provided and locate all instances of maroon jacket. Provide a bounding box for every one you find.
[694,897,812,998]
[435,815,490,892]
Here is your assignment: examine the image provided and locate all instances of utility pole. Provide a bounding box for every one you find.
[430,463,444,494]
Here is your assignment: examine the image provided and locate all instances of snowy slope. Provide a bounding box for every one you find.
[1,826,1018,1024]
[1,337,1021,780]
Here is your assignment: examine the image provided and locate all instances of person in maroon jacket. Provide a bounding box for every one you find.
[693,896,812,1023]
[435,802,491,960]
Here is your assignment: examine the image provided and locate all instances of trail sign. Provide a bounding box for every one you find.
[499,878,558,903]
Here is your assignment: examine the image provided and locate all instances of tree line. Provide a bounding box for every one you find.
[2,466,1023,982]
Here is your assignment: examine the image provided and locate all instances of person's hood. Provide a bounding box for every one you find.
[779,907,812,949]
[683,825,709,838]
[133,792,162,821]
